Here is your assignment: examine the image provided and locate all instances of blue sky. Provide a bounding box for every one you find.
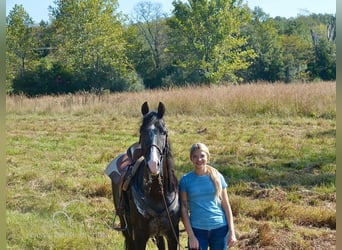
[6,0,336,24]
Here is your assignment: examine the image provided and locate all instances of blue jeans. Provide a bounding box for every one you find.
[190,225,229,250]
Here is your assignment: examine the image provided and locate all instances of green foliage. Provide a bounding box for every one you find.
[124,25,155,83]
[241,9,284,82]
[167,0,255,84]
[129,2,171,88]
[6,4,36,91]
[76,63,145,92]
[51,0,120,67]
[31,21,54,58]
[12,61,76,96]
[308,34,336,80]
[50,0,143,92]
[5,2,336,95]
[280,34,313,82]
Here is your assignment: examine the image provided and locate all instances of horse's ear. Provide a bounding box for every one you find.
[157,102,165,118]
[141,101,149,115]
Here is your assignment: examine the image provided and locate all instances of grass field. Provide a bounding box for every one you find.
[6,82,336,249]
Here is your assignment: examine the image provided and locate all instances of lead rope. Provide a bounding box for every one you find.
[158,175,184,250]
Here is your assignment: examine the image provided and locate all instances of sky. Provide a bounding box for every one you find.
[6,0,336,24]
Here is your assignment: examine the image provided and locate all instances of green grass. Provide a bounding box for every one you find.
[6,82,336,249]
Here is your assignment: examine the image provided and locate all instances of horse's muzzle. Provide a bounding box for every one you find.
[148,157,160,175]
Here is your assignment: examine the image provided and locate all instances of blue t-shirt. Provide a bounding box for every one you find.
[179,171,228,230]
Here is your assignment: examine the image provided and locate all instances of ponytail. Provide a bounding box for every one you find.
[207,165,222,200]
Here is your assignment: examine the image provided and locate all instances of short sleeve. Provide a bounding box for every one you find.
[179,175,187,192]
[219,173,227,189]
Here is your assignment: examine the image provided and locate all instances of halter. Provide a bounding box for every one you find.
[139,128,168,176]
[149,143,166,156]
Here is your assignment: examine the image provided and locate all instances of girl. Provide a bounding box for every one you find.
[179,143,237,250]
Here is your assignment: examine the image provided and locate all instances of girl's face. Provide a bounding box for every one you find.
[190,149,208,168]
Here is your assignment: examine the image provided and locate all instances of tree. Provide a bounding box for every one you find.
[49,0,144,92]
[241,7,284,82]
[166,0,255,84]
[280,34,312,82]
[12,62,75,96]
[31,21,55,58]
[6,4,36,91]
[130,1,170,88]
[308,15,336,80]
[123,25,156,87]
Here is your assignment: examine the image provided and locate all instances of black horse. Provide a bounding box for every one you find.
[115,102,180,250]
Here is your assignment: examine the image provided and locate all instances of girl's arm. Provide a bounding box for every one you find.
[180,191,199,250]
[221,188,237,247]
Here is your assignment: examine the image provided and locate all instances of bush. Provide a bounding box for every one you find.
[12,62,75,96]
[12,62,145,96]
[78,65,144,93]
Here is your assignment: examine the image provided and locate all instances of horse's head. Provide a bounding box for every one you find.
[139,101,168,176]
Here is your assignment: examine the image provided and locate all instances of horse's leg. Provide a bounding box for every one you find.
[110,173,124,216]
[132,230,149,250]
[154,236,165,250]
[124,238,135,250]
[122,227,134,250]
[166,228,180,250]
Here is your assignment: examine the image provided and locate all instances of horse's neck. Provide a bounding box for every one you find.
[162,156,178,194]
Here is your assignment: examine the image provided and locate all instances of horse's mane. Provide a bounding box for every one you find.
[164,139,178,192]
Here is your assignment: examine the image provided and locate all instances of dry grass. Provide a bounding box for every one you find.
[6,82,336,118]
[6,81,336,249]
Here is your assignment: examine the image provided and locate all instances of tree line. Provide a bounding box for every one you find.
[6,0,336,96]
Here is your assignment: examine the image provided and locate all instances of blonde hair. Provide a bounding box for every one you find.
[190,143,222,200]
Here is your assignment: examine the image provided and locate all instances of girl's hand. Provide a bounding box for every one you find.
[228,233,237,247]
[188,234,199,250]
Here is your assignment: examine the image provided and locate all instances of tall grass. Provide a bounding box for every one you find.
[6,82,336,118]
